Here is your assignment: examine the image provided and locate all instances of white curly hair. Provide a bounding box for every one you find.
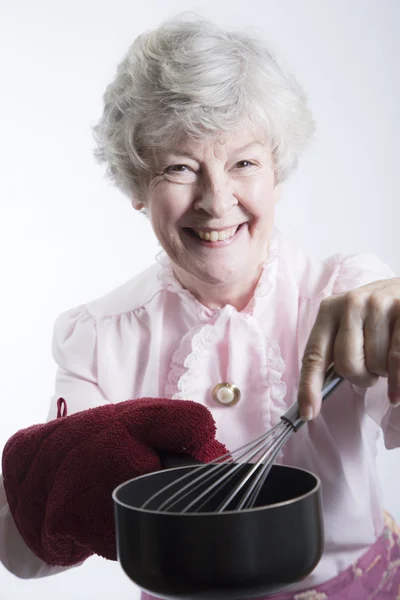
[93,14,316,201]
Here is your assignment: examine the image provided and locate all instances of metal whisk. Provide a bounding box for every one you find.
[142,365,342,514]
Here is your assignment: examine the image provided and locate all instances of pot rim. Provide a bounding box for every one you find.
[112,463,321,516]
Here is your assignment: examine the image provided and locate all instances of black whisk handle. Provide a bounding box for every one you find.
[321,364,343,400]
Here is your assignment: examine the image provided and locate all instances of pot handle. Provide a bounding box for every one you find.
[159,452,205,470]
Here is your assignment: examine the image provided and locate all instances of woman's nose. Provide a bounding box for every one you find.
[193,178,236,218]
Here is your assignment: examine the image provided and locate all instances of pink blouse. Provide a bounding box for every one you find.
[1,229,399,596]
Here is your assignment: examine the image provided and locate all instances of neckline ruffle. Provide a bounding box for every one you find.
[156,227,281,321]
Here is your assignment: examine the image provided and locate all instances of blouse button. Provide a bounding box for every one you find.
[212,383,241,406]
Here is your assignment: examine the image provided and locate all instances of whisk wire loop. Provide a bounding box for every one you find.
[141,365,342,514]
[142,426,281,512]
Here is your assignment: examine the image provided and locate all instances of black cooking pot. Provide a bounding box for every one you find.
[112,460,323,599]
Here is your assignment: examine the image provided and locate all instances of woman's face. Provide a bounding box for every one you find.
[140,128,282,293]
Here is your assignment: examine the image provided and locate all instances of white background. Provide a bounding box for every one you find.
[0,1,399,598]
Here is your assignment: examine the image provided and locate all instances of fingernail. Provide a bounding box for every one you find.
[301,406,314,421]
[390,400,400,409]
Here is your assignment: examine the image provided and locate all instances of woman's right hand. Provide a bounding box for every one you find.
[1,397,226,566]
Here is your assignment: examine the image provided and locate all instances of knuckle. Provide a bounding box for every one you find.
[301,351,325,371]
[343,290,366,312]
[367,292,390,312]
[318,297,335,316]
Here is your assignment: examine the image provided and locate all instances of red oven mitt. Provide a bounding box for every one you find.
[1,397,227,567]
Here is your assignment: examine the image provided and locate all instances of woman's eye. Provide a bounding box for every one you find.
[235,160,254,168]
[166,164,190,173]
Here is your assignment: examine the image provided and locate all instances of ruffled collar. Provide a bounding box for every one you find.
[156,227,281,321]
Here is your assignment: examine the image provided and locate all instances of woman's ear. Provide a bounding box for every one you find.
[132,178,148,212]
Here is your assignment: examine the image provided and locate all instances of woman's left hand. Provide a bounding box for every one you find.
[298,278,400,420]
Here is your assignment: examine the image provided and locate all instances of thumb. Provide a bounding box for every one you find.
[298,300,339,420]
[298,358,328,421]
[119,398,225,457]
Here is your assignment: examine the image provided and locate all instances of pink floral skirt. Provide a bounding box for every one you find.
[141,512,400,600]
[267,512,400,600]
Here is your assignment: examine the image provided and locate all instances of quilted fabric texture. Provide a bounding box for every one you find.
[1,397,226,566]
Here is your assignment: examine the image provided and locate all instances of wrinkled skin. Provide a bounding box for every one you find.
[298,278,400,419]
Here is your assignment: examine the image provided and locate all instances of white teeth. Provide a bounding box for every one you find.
[197,226,238,241]
[210,231,219,242]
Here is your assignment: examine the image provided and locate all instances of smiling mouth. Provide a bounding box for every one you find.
[183,224,245,242]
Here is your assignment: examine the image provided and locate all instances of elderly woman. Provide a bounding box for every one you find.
[1,15,400,600]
